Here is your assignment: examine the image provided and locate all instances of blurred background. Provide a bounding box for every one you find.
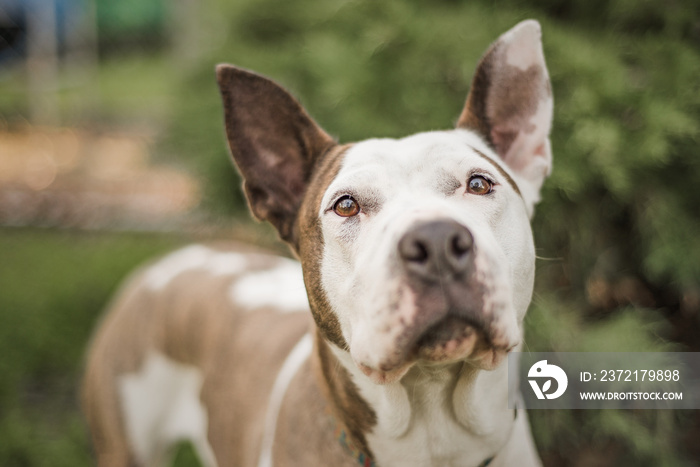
[0,0,698,465]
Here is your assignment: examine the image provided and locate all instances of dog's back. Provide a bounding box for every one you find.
[83,245,311,466]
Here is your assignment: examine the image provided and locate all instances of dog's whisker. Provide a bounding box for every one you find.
[534,255,562,261]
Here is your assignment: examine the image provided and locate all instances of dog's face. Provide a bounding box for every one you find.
[217,20,553,384]
[318,131,535,382]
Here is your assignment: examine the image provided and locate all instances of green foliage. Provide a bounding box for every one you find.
[525,295,694,466]
[494,0,700,41]
[534,28,700,299]
[172,442,204,467]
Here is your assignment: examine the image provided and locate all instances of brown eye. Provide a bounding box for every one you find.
[467,175,493,195]
[333,195,360,217]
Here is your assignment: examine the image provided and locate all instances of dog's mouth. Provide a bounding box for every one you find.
[412,310,517,366]
[414,314,481,361]
[355,312,516,384]
[411,299,521,364]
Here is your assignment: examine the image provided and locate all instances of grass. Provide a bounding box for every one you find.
[0,227,187,466]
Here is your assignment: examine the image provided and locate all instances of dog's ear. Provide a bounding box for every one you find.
[216,65,336,244]
[457,20,553,204]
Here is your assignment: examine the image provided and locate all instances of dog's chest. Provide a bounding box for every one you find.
[364,368,509,467]
[371,409,472,467]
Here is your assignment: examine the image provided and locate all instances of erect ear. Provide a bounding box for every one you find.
[457,20,553,206]
[216,65,336,245]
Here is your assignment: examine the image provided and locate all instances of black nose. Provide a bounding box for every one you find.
[398,220,474,281]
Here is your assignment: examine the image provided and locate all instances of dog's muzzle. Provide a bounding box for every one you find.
[352,218,519,383]
[394,219,511,366]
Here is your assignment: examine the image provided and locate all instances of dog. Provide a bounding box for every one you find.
[83,19,552,467]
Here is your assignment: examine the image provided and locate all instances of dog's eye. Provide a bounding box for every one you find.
[467,175,493,195]
[333,195,360,217]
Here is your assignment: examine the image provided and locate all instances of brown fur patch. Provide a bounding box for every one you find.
[313,328,377,460]
[487,63,546,158]
[297,144,352,350]
[458,41,499,147]
[272,356,360,467]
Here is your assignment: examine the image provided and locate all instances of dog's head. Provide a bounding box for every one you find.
[217,20,552,384]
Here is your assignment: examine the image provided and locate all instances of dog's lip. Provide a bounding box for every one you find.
[415,314,480,350]
[412,314,485,362]
[354,312,516,383]
[355,332,514,384]
[411,306,521,362]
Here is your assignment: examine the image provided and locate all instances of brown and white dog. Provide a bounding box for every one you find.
[83,19,552,467]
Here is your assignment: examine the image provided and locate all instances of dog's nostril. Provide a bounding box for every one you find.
[401,239,430,263]
[450,231,473,258]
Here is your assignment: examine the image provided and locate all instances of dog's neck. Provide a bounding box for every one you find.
[314,330,516,467]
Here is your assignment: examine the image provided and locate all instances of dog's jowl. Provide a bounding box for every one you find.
[83,19,553,467]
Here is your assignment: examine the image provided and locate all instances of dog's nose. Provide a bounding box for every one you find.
[398,220,474,281]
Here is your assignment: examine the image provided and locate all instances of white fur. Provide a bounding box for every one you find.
[497,405,542,466]
[503,103,553,202]
[257,334,313,467]
[228,258,308,313]
[119,352,218,467]
[502,20,543,71]
[144,245,248,290]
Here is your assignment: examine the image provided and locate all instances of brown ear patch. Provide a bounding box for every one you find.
[216,65,336,245]
[458,45,549,157]
[458,42,498,149]
[486,62,548,160]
